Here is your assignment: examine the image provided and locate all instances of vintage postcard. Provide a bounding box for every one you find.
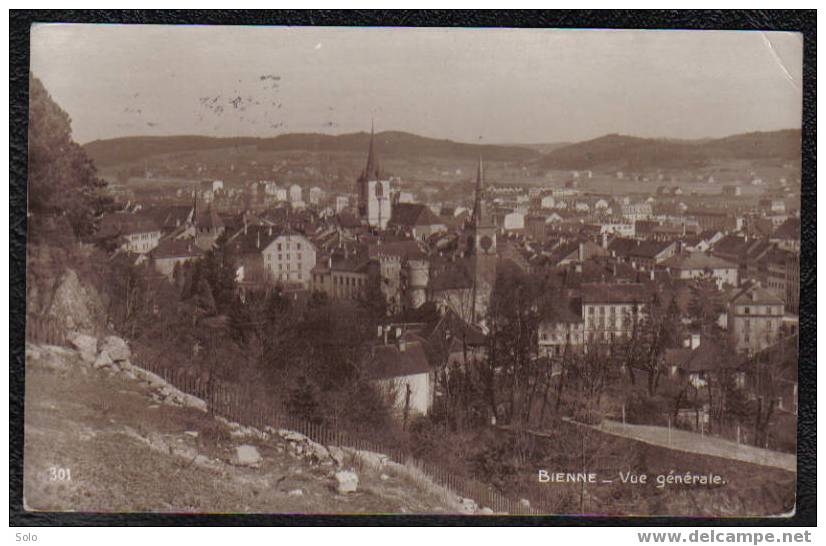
[23,24,802,517]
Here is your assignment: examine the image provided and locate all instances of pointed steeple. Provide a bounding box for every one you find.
[471,156,486,225]
[362,120,381,181]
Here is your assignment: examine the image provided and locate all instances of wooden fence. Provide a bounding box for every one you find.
[25,315,67,346]
[25,318,554,515]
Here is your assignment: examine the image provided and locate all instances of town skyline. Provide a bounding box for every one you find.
[31,25,802,145]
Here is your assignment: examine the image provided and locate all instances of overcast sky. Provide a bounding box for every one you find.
[30,25,803,145]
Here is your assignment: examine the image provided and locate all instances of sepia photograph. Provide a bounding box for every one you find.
[19,21,805,518]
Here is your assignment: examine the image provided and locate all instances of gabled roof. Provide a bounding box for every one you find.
[662,252,737,271]
[367,239,426,260]
[151,238,205,259]
[580,283,650,304]
[389,203,445,228]
[676,340,744,373]
[98,212,160,237]
[540,295,583,323]
[729,284,785,306]
[609,238,673,259]
[226,225,311,256]
[772,218,800,241]
[366,335,432,380]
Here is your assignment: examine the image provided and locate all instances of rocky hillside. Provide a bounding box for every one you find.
[24,338,473,514]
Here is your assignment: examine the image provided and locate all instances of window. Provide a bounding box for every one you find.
[744,306,750,315]
[277,244,282,251]
[297,243,302,250]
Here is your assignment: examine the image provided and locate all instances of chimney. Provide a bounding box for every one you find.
[395,326,402,340]
[398,336,407,352]
[328,256,332,269]
[650,269,655,281]
[256,230,260,249]
[268,225,273,236]
[690,333,701,350]
[377,325,383,339]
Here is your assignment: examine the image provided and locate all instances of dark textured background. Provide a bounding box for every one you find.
[9,10,816,527]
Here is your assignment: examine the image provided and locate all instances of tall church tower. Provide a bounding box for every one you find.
[357,122,391,230]
[465,157,497,256]
[465,157,498,323]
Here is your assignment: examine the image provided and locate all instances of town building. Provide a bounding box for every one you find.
[98,212,162,255]
[388,203,447,241]
[580,283,650,343]
[727,284,785,355]
[228,225,317,289]
[661,252,739,289]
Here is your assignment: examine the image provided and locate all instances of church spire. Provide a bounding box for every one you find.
[471,156,486,225]
[362,119,381,181]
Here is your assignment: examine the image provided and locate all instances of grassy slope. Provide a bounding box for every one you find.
[23,344,455,514]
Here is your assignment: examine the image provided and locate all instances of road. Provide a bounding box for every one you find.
[570,418,797,473]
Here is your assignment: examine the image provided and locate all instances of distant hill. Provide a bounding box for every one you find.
[83,131,541,168]
[536,129,801,171]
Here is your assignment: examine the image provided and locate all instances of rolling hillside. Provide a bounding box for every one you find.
[536,129,801,171]
[83,131,541,168]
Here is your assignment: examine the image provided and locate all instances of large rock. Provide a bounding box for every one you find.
[327,446,345,467]
[47,269,105,335]
[335,470,359,494]
[355,450,389,469]
[69,333,97,364]
[458,497,478,514]
[232,444,262,467]
[100,336,130,362]
[93,350,114,369]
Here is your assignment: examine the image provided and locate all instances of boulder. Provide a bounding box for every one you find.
[327,446,345,467]
[232,444,262,467]
[306,440,331,464]
[69,333,97,363]
[47,269,105,335]
[278,430,310,443]
[458,497,478,514]
[335,470,359,494]
[93,350,114,369]
[100,336,130,362]
[519,498,531,509]
[356,450,389,468]
[479,507,495,515]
